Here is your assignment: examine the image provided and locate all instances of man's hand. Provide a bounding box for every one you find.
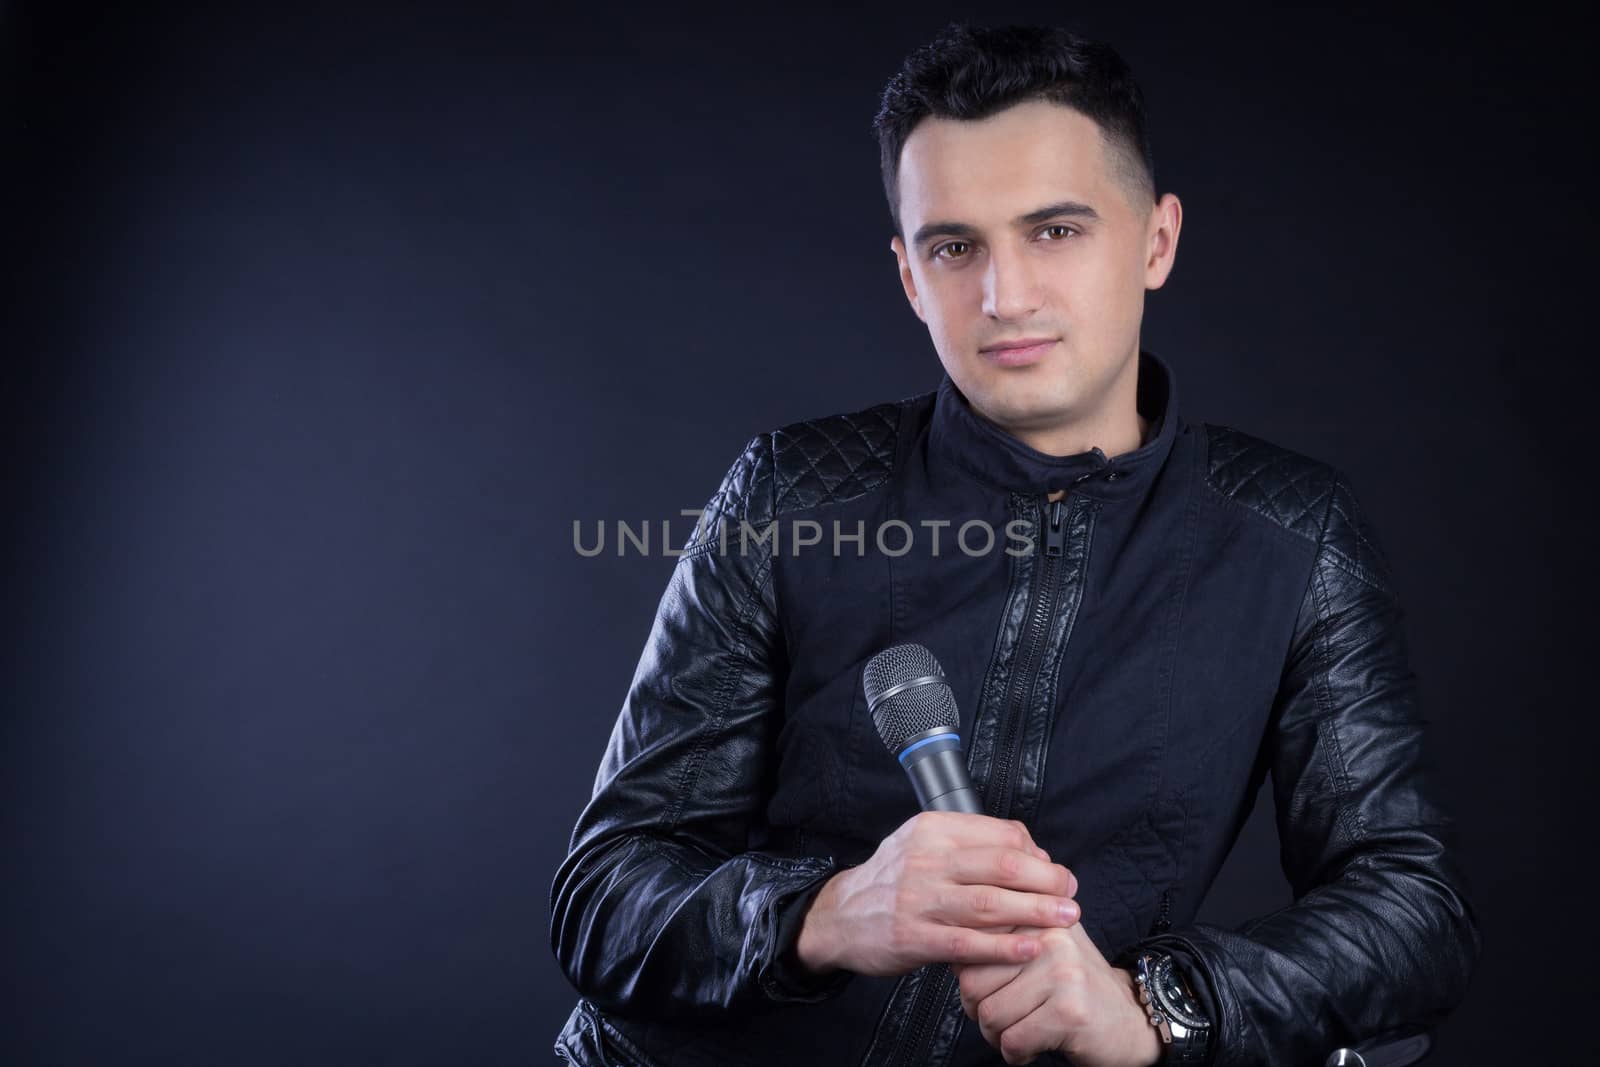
[793,811,1080,977]
[953,919,1164,1067]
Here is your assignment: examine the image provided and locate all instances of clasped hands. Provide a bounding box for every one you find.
[795,811,1162,1067]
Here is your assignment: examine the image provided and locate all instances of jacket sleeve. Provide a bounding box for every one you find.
[1118,470,1482,1065]
[548,433,852,1019]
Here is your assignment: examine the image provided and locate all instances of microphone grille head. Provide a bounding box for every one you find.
[863,643,959,755]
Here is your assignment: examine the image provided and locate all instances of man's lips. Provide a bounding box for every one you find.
[981,338,1058,366]
[981,336,1058,352]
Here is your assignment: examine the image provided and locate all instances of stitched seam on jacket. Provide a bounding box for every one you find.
[1197,426,1347,561]
[1151,457,1203,805]
[662,541,776,835]
[1321,547,1387,593]
[1198,478,1321,552]
[1322,476,1393,595]
[1307,507,1370,849]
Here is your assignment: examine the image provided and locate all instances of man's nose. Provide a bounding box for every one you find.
[981,243,1043,320]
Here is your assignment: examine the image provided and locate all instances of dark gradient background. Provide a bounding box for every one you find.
[4,3,1592,1064]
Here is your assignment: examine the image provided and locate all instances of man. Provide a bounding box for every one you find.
[550,22,1479,1067]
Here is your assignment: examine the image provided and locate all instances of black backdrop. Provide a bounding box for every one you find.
[4,3,1592,1064]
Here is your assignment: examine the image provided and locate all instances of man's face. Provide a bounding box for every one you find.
[889,99,1180,440]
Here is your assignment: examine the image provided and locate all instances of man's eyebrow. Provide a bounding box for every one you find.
[911,200,1101,249]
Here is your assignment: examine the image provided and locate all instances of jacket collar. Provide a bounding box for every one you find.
[927,348,1179,502]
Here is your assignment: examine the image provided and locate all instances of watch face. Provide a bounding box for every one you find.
[1151,956,1210,1032]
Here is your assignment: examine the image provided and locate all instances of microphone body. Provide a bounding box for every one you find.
[895,728,983,813]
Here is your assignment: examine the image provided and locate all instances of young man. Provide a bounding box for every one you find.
[551,22,1479,1067]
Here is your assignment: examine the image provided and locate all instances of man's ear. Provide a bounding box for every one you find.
[1143,193,1183,290]
[889,235,926,322]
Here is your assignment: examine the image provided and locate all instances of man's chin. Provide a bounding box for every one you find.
[969,388,1071,432]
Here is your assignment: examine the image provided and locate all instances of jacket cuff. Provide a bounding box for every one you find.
[756,857,854,1003]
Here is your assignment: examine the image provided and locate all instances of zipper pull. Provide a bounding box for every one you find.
[1044,497,1067,557]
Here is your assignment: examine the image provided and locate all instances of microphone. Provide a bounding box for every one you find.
[863,644,983,814]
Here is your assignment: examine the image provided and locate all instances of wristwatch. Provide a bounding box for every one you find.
[1133,950,1212,1064]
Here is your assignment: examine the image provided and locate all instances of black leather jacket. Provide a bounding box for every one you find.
[549,350,1480,1066]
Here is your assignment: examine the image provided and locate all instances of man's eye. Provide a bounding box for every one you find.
[933,227,1077,260]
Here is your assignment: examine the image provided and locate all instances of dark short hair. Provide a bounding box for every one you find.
[873,22,1157,240]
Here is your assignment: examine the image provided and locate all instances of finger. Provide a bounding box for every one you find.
[975,980,1051,1056]
[906,812,1042,853]
[919,924,1043,967]
[947,847,1078,898]
[934,883,1080,930]
[997,998,1062,1066]
[957,958,1027,1015]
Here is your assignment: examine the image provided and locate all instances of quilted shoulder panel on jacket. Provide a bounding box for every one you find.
[1202,423,1394,593]
[680,432,774,555]
[770,397,905,515]
[681,397,910,557]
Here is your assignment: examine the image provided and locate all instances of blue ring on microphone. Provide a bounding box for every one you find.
[897,732,962,765]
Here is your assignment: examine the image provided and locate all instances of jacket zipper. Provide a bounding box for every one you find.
[986,483,1085,822]
[888,969,941,1067]
[884,468,1103,1067]
[990,460,1105,822]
